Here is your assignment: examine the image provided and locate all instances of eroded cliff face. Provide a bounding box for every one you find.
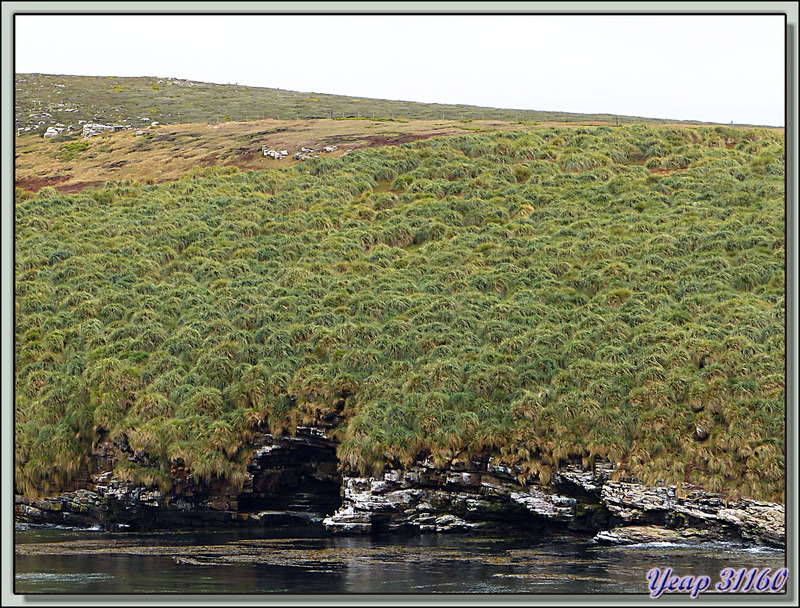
[320,462,784,549]
[14,427,785,548]
[321,461,616,534]
[596,481,785,548]
[15,427,342,530]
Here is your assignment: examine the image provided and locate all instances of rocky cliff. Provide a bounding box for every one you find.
[16,427,341,530]
[321,461,615,534]
[596,481,785,548]
[14,427,785,548]
[321,460,784,548]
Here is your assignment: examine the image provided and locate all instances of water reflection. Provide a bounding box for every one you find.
[15,526,786,595]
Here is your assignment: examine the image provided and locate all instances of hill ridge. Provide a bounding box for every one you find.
[16,72,707,138]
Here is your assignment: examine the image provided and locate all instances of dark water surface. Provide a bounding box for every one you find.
[14,525,786,596]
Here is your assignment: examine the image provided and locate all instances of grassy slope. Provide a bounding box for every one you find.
[17,117,728,195]
[15,73,719,196]
[14,117,551,193]
[15,73,691,136]
[15,124,785,503]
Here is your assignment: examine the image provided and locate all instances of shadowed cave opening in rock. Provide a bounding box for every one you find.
[237,434,343,522]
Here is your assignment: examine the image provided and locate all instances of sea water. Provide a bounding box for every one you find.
[13,524,787,596]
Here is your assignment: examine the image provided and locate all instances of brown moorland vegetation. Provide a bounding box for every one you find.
[15,118,752,194]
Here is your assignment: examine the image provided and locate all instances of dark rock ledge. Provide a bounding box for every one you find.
[15,428,784,548]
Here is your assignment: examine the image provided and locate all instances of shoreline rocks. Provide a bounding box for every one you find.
[15,428,342,531]
[321,466,598,535]
[593,525,727,545]
[600,481,785,548]
[14,430,785,548]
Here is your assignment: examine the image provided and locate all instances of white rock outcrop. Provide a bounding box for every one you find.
[83,123,132,138]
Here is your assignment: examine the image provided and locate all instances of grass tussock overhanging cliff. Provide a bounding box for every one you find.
[15,124,785,502]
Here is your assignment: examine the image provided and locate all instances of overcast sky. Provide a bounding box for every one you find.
[14,13,786,126]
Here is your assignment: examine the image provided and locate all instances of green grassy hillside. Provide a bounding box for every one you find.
[15,124,785,502]
[15,73,696,137]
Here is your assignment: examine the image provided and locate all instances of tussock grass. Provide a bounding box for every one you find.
[15,125,785,502]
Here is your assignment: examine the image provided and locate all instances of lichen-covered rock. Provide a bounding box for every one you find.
[14,489,104,527]
[553,462,613,494]
[509,488,576,521]
[321,504,373,533]
[434,514,482,532]
[82,123,115,137]
[82,123,130,138]
[601,481,678,520]
[322,461,604,534]
[717,500,785,547]
[600,482,784,548]
[594,525,722,545]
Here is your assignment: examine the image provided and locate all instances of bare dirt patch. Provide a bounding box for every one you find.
[198,152,220,167]
[56,180,108,194]
[15,174,70,192]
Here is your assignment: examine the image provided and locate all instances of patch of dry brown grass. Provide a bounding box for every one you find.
[17,118,777,194]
